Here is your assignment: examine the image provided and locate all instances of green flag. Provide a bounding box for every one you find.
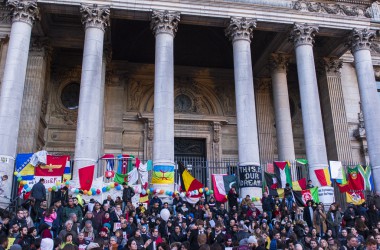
[296,159,308,165]
[114,172,129,184]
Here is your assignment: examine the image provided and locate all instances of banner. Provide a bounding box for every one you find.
[239,165,262,188]
[35,155,68,176]
[26,176,62,189]
[318,186,335,205]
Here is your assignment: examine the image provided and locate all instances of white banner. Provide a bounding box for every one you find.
[318,186,335,205]
[28,176,62,189]
[329,161,343,179]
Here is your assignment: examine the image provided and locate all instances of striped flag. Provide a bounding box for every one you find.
[293,187,319,207]
[292,178,307,191]
[178,161,203,198]
[357,165,374,191]
[274,161,292,188]
[63,158,72,181]
[314,168,332,186]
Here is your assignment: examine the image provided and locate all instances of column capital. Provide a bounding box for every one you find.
[7,0,39,26]
[347,28,375,53]
[80,4,110,32]
[289,23,319,48]
[225,17,256,43]
[150,10,180,37]
[268,53,290,73]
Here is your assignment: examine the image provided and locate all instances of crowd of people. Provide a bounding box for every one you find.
[0,179,379,250]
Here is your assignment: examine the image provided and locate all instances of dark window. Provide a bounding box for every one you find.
[61,82,80,110]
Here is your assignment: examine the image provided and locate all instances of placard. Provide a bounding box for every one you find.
[329,161,343,179]
[27,176,62,189]
[239,165,262,188]
[318,186,335,205]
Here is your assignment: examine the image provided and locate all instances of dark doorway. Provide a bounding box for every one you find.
[174,138,207,185]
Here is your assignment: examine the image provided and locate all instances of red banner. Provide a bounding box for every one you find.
[35,155,69,176]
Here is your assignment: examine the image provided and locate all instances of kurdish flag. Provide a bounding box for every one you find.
[15,153,35,180]
[293,187,319,207]
[178,161,203,197]
[314,168,332,186]
[357,165,374,191]
[151,165,174,184]
[274,161,292,188]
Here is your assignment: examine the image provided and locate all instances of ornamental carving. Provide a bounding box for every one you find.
[150,10,180,37]
[316,57,343,76]
[289,23,319,48]
[225,17,256,43]
[212,122,221,143]
[147,119,153,141]
[268,53,290,73]
[292,0,372,18]
[80,4,110,31]
[347,28,375,53]
[8,0,39,25]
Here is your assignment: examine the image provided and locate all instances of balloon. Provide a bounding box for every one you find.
[14,171,18,176]
[141,189,146,195]
[66,181,70,185]
[146,189,150,194]
[75,189,80,194]
[17,177,22,182]
[26,187,32,192]
[71,188,76,193]
[180,192,185,198]
[160,208,170,222]
[204,187,209,192]
[88,191,92,196]
[17,173,21,178]
[56,181,61,186]
[48,187,52,192]
[106,186,111,191]
[110,182,115,188]
[156,189,160,194]
[83,190,88,195]
[24,184,29,189]
[102,187,107,192]
[225,195,228,199]
[52,186,56,191]
[160,190,165,194]
[209,190,214,194]
[150,188,155,193]
[91,188,96,193]
[199,188,203,193]
[114,182,118,187]
[206,190,210,195]
[105,171,115,178]
[96,189,101,194]
[116,185,122,191]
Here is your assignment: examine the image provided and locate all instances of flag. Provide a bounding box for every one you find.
[314,168,332,186]
[212,174,238,203]
[35,155,68,176]
[296,159,308,165]
[178,161,203,197]
[117,155,135,174]
[274,161,292,188]
[337,182,351,193]
[15,153,35,180]
[264,172,278,190]
[78,165,95,191]
[138,160,152,186]
[63,158,72,181]
[268,188,284,198]
[128,168,139,185]
[114,172,129,184]
[347,165,364,191]
[357,165,374,191]
[101,154,115,171]
[346,191,365,205]
[293,187,319,207]
[152,165,174,184]
[292,178,307,191]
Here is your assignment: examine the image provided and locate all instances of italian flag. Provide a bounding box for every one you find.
[274,161,292,188]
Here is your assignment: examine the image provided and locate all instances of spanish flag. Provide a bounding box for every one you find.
[314,168,332,186]
[178,161,203,197]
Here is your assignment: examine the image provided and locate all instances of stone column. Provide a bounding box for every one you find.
[348,29,380,192]
[269,53,295,161]
[0,0,39,203]
[18,39,51,153]
[150,10,180,168]
[289,23,328,187]
[226,17,261,199]
[73,4,110,182]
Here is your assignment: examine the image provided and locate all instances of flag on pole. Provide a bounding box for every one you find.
[314,168,332,186]
[347,165,364,191]
[79,165,95,191]
[292,178,307,191]
[178,161,203,197]
[293,187,319,207]
[357,165,374,191]
[274,161,292,188]
[346,191,365,205]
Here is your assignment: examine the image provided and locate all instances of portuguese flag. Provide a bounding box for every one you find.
[178,161,203,198]
[293,187,319,207]
[347,165,364,191]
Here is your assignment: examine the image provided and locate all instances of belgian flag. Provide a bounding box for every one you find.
[178,161,203,197]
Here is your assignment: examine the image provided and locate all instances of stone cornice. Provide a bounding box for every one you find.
[347,28,376,53]
[80,3,110,31]
[292,0,372,18]
[8,0,39,25]
[225,17,256,43]
[150,10,180,37]
[289,23,319,47]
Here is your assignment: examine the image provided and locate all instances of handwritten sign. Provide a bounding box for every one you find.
[239,165,262,188]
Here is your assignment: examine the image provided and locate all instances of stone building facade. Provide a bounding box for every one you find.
[0,0,379,201]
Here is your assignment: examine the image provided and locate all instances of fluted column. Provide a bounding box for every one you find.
[269,53,295,161]
[150,10,180,168]
[348,29,380,192]
[73,4,110,182]
[226,17,261,199]
[0,0,39,203]
[289,23,328,187]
